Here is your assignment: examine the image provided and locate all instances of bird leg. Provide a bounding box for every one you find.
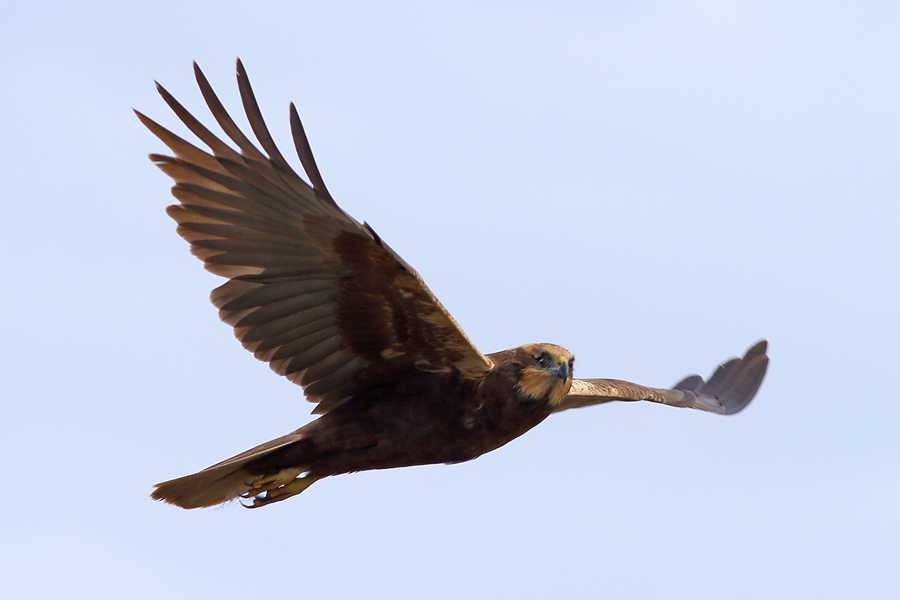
[240,470,318,508]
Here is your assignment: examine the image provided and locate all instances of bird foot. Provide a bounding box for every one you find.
[246,468,304,492]
[241,472,318,508]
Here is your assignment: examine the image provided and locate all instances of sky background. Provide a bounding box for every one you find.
[2,1,898,598]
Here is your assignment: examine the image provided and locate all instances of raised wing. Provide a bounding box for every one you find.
[137,60,493,414]
[555,340,768,415]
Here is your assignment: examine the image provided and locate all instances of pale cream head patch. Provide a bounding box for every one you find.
[516,343,574,406]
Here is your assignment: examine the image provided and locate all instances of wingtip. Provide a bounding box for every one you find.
[133,108,158,130]
[716,344,770,415]
[748,339,768,357]
[193,61,211,89]
[680,339,770,416]
[154,80,179,106]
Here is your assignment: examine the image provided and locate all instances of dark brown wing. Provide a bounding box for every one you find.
[137,59,493,414]
[555,340,768,415]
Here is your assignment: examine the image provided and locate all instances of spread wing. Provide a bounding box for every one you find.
[137,59,492,414]
[555,340,768,415]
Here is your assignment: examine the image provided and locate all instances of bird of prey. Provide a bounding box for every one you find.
[138,60,768,509]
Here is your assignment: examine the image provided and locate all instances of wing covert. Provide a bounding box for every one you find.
[139,60,493,414]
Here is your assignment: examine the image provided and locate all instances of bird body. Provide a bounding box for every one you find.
[154,344,572,508]
[140,60,769,509]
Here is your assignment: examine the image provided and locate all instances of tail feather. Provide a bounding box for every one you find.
[151,431,307,509]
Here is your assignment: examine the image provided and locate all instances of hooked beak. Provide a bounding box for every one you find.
[554,360,570,381]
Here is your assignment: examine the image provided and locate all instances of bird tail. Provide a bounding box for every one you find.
[151,431,313,509]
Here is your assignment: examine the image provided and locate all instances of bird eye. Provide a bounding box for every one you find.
[535,351,552,368]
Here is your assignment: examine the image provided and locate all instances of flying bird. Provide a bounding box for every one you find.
[138,60,769,509]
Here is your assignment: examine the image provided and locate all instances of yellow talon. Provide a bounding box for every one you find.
[243,475,318,508]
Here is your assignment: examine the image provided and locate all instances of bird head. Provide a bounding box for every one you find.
[515,343,575,407]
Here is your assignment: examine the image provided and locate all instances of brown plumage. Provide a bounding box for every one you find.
[140,60,769,509]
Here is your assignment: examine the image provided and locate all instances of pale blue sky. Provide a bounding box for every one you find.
[2,2,898,598]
